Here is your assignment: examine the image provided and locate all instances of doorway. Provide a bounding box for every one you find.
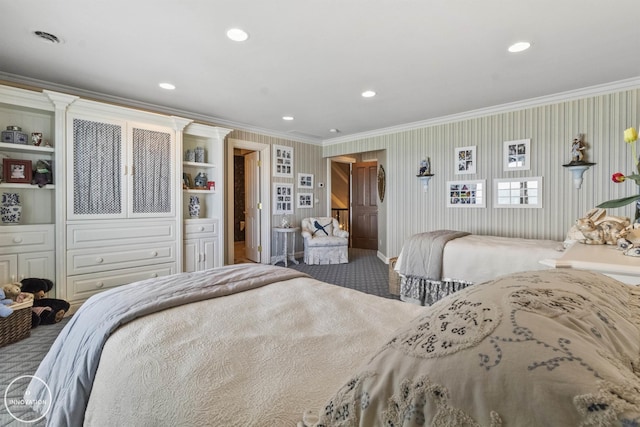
[351,161,378,250]
[226,139,271,265]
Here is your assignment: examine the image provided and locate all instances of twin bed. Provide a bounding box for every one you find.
[27,261,640,425]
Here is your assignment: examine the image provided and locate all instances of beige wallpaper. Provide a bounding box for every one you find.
[323,88,640,259]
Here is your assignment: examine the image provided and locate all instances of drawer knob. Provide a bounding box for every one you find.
[13,237,23,243]
[151,273,158,278]
[199,226,205,231]
[96,257,104,263]
[151,251,158,257]
[96,282,104,288]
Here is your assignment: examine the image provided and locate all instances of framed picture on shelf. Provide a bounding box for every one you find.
[503,139,531,171]
[297,173,313,189]
[3,158,32,184]
[455,145,476,175]
[273,183,294,214]
[273,145,294,178]
[446,179,486,208]
[182,172,193,189]
[297,192,313,208]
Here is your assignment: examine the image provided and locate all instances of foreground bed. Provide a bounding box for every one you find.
[28,265,640,426]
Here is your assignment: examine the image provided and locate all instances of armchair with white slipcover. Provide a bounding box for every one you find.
[301,217,349,264]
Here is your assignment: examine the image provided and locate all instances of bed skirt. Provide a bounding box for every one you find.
[399,274,474,306]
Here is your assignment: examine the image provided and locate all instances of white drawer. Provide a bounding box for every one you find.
[184,219,218,237]
[66,262,177,302]
[0,224,54,254]
[67,242,176,275]
[67,220,176,249]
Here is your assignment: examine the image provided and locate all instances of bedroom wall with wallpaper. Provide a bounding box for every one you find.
[323,87,640,259]
[225,129,328,255]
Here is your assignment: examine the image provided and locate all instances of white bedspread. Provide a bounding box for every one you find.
[396,234,564,284]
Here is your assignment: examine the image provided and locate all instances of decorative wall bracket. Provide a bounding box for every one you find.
[562,163,595,189]
[417,174,434,192]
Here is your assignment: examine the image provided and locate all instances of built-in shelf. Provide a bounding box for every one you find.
[184,188,216,194]
[0,182,55,190]
[0,142,54,154]
[182,161,216,168]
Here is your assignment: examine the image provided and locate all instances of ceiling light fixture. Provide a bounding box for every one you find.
[227,28,249,42]
[361,90,376,98]
[159,82,176,90]
[508,41,531,53]
[329,128,340,133]
[282,116,294,121]
[33,31,61,44]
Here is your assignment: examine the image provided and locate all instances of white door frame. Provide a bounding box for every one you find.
[226,138,271,264]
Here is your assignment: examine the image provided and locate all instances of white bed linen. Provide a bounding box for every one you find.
[396,234,564,284]
[84,276,425,426]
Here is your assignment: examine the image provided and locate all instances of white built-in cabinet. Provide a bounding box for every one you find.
[182,124,232,270]
[0,84,234,312]
[0,86,75,290]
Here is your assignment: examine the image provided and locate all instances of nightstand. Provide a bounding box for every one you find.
[540,243,640,285]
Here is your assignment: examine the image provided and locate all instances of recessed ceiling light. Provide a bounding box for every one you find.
[508,41,531,53]
[361,90,376,98]
[329,128,340,133]
[282,116,294,121]
[33,31,61,44]
[159,82,176,90]
[227,28,249,42]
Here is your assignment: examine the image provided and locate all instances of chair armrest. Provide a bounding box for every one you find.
[334,229,349,238]
[301,230,312,239]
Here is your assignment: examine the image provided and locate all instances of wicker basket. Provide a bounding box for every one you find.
[0,299,33,348]
[388,257,400,295]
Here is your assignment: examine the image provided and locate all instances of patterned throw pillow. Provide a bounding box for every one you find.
[306,269,640,426]
[312,219,333,237]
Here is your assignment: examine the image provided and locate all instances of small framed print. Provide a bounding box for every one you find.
[273,183,294,214]
[297,192,313,208]
[297,173,313,189]
[504,139,530,171]
[446,179,486,208]
[273,144,294,178]
[3,159,32,183]
[455,146,476,175]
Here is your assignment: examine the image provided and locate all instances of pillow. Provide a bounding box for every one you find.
[311,218,333,237]
[308,269,640,426]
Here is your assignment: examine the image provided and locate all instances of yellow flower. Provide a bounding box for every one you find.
[624,127,638,143]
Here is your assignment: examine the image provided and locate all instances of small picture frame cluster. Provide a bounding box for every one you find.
[273,145,293,178]
[3,158,32,183]
[503,139,530,171]
[455,146,476,175]
[297,192,313,208]
[273,183,294,214]
[447,180,485,208]
[297,173,313,189]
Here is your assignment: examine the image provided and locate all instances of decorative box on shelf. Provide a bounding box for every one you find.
[1,126,28,145]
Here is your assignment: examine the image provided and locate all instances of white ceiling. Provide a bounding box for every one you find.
[1,0,639,144]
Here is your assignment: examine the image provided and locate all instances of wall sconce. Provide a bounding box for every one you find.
[562,133,595,189]
[417,157,433,192]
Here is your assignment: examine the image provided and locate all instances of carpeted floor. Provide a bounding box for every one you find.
[0,248,392,426]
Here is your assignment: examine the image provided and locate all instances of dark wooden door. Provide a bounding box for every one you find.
[351,161,378,250]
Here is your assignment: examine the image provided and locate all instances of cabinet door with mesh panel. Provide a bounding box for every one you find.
[128,124,175,218]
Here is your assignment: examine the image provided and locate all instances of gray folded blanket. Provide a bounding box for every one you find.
[398,230,470,279]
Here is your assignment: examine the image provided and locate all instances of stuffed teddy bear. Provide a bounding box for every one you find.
[20,278,70,328]
[3,283,22,301]
[0,288,14,318]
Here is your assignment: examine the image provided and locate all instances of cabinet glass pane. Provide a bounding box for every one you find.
[132,128,172,214]
[73,119,122,215]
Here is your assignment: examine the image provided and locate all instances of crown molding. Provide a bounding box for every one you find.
[0,72,322,146]
[322,76,640,146]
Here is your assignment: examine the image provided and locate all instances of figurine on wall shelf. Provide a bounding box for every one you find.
[418,157,433,176]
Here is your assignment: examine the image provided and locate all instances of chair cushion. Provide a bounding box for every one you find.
[306,236,347,247]
[310,218,334,237]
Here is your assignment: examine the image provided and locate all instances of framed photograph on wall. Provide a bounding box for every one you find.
[455,145,476,175]
[297,192,313,208]
[503,139,530,171]
[273,144,294,178]
[273,183,294,214]
[446,179,486,208]
[297,173,313,189]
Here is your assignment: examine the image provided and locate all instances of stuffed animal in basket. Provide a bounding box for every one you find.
[0,288,14,318]
[2,283,22,301]
[20,278,70,328]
